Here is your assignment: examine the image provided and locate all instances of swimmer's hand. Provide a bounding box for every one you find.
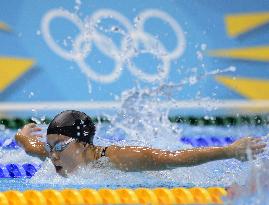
[227,137,266,161]
[18,123,43,138]
[15,123,47,159]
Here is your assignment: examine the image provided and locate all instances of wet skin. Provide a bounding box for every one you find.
[15,123,267,176]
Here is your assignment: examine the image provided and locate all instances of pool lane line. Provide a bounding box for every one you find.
[1,187,227,204]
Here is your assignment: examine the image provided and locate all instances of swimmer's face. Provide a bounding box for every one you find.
[46,134,86,176]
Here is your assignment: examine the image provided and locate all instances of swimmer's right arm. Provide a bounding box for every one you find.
[15,123,48,160]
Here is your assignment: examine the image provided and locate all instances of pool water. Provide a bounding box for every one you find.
[0,124,268,194]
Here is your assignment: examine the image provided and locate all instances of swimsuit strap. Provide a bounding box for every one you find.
[101,146,108,157]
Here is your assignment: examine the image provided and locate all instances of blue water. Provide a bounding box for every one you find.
[0,124,268,193]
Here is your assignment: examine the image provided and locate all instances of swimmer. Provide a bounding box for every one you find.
[15,110,266,177]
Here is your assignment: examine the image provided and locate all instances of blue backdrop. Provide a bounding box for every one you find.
[0,0,269,117]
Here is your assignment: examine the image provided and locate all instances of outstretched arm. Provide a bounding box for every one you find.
[106,137,266,171]
[15,123,48,160]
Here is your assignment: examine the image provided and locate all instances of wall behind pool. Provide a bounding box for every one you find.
[0,0,269,118]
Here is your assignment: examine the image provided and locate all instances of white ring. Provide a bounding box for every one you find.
[135,9,186,60]
[41,9,84,60]
[88,9,133,60]
[124,31,170,82]
[72,9,134,83]
[74,34,124,83]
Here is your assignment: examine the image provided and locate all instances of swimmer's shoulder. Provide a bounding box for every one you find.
[100,145,120,157]
[105,145,141,157]
[93,145,118,159]
[99,145,121,159]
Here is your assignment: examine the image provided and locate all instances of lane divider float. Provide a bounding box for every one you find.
[1,187,227,204]
[180,136,236,147]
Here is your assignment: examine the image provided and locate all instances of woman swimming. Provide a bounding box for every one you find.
[15,110,266,177]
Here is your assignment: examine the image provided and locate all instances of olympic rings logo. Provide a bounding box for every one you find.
[41,9,186,83]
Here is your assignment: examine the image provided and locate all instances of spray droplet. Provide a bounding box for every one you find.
[188,76,198,85]
[229,66,236,72]
[28,92,34,98]
[31,117,41,124]
[196,51,203,60]
[201,44,207,50]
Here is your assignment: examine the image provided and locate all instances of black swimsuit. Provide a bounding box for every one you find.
[101,147,108,157]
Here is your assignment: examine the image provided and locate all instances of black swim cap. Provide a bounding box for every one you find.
[47,110,96,144]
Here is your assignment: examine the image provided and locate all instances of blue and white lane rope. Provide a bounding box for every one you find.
[0,163,40,178]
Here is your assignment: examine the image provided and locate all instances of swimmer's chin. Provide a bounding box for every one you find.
[55,166,78,177]
[57,170,68,177]
[54,165,69,177]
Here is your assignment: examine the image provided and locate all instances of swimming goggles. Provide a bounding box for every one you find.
[44,138,75,153]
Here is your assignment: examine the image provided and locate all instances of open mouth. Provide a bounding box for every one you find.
[54,165,63,172]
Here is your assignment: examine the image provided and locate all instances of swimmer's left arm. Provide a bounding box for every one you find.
[106,137,266,171]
